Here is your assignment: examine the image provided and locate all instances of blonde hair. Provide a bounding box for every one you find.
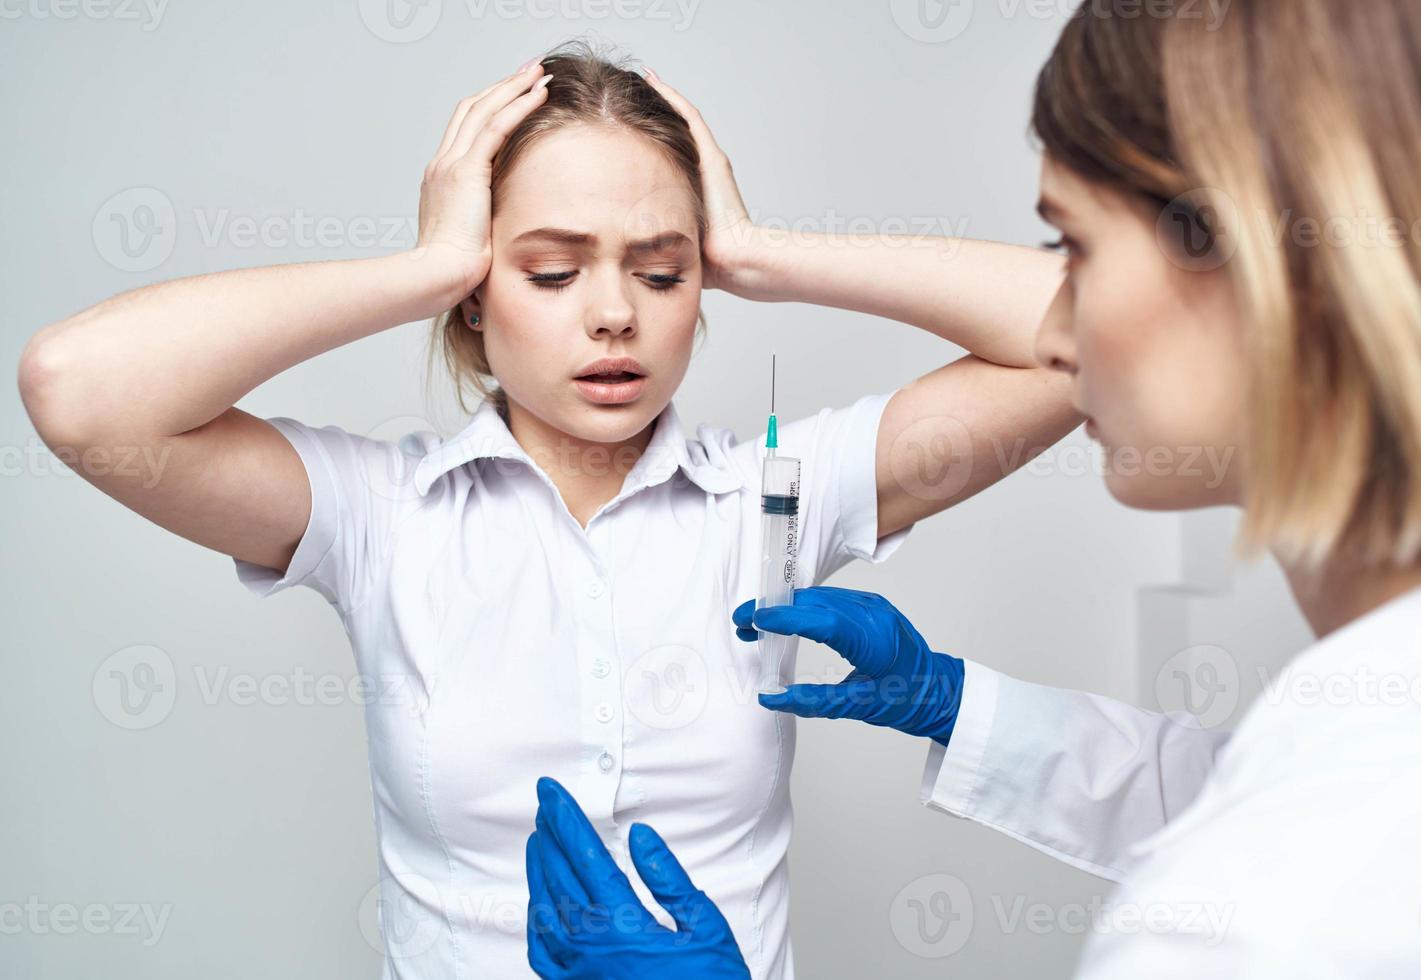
[426,39,707,422]
[1032,0,1421,569]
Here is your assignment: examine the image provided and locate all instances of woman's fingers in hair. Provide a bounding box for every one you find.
[640,70,727,163]
[435,63,547,165]
[460,74,554,169]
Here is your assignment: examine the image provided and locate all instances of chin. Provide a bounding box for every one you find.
[1102,471,1235,512]
[560,396,667,444]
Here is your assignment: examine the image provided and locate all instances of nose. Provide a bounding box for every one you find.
[583,266,637,340]
[1033,279,1077,375]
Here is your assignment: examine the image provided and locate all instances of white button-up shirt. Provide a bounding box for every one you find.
[234,392,909,979]
[922,585,1421,976]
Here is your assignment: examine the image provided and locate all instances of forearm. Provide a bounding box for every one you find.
[729,229,1064,368]
[921,661,1231,880]
[22,246,465,441]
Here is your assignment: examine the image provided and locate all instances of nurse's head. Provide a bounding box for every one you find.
[1031,0,1421,570]
[432,41,704,447]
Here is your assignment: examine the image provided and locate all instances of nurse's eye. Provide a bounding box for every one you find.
[1042,235,1082,261]
[528,271,576,292]
[638,273,685,291]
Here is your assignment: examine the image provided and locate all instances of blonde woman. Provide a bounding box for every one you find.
[528,4,1421,977]
[17,43,1077,979]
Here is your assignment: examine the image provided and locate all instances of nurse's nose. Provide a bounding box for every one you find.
[1034,279,1077,375]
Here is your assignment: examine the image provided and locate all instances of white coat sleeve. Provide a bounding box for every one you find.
[919,659,1231,880]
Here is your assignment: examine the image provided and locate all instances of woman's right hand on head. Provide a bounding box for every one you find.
[415,60,554,298]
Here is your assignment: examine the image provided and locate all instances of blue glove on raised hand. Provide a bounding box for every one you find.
[733,586,965,745]
[525,776,751,980]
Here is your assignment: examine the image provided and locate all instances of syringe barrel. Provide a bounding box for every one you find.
[757,455,801,695]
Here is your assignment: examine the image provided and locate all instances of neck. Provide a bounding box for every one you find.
[1277,548,1421,638]
[503,399,655,527]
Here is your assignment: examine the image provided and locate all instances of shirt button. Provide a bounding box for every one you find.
[598,751,615,773]
[595,703,615,723]
[586,579,606,598]
[591,658,611,679]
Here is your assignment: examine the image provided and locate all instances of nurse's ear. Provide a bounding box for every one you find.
[458,293,484,331]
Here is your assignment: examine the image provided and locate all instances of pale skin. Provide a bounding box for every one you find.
[1033,155,1421,637]
[16,60,1078,582]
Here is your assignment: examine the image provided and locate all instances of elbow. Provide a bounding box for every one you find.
[18,329,89,447]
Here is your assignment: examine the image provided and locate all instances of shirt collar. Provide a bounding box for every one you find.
[412,398,745,497]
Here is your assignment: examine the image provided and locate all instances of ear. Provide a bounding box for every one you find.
[457,293,483,331]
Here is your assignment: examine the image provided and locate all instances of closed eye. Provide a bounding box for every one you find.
[527,270,575,289]
[526,271,687,293]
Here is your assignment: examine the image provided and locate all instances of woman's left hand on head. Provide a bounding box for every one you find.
[640,68,770,298]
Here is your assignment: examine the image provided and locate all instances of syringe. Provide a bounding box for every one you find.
[757,353,801,695]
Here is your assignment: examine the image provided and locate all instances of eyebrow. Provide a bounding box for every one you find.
[509,227,694,254]
[1036,196,1067,224]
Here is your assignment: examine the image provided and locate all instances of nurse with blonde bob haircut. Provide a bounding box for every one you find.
[527,3,1421,976]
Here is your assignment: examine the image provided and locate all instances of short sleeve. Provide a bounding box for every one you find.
[231,416,422,614]
[730,390,913,585]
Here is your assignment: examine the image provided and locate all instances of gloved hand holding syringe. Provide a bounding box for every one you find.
[757,354,801,695]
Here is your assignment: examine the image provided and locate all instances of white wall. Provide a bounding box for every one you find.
[1,2,1311,977]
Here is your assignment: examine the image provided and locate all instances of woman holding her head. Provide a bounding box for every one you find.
[527,3,1421,977]
[18,42,1078,979]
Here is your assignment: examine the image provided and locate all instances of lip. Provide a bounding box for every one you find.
[574,376,647,405]
[573,355,646,380]
[572,355,648,406]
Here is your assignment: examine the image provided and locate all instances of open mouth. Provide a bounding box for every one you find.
[575,370,642,384]
[572,362,647,405]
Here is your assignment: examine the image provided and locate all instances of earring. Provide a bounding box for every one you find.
[468,313,480,327]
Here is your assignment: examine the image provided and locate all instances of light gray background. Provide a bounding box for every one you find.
[2,2,1311,977]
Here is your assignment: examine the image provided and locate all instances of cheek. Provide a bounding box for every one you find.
[1077,272,1247,507]
[478,277,566,376]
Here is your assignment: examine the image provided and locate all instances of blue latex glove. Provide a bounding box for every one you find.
[733,586,965,745]
[525,776,751,980]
